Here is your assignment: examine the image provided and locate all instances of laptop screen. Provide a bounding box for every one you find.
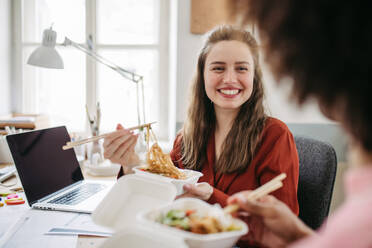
[6,126,84,205]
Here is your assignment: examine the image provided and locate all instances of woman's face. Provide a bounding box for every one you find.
[204,40,255,112]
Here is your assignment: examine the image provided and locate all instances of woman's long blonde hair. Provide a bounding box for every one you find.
[181,25,267,174]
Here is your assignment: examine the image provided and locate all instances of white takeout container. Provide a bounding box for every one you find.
[92,175,185,248]
[133,165,203,195]
[138,198,249,248]
[92,174,177,230]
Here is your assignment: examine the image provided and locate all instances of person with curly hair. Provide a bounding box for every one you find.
[227,1,372,247]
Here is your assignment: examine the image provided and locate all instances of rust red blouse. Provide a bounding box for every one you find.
[170,117,299,247]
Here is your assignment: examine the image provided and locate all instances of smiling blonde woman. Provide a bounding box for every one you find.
[170,25,299,247]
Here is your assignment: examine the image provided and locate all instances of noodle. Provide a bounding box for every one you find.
[143,125,186,179]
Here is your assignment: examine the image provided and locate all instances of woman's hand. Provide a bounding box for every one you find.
[228,191,314,247]
[103,124,140,173]
[176,182,213,201]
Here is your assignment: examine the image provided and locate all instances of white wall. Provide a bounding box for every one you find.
[0,0,12,115]
[175,0,202,122]
[175,0,330,124]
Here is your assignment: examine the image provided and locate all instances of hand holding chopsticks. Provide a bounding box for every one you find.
[224,173,286,214]
[62,121,156,150]
[226,172,314,243]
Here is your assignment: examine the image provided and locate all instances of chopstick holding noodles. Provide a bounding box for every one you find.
[224,173,287,214]
[62,122,156,150]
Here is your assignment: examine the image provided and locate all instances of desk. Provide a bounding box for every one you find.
[0,163,116,248]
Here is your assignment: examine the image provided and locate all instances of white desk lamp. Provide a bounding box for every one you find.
[27,27,146,126]
[27,27,147,176]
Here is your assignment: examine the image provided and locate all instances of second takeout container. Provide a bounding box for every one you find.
[133,165,203,195]
[138,198,249,248]
[100,226,188,248]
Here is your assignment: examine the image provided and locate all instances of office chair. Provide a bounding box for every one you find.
[295,136,337,230]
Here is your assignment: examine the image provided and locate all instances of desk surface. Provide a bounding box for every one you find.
[0,163,117,248]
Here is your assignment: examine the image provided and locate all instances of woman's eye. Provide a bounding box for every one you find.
[236,67,248,71]
[212,67,224,72]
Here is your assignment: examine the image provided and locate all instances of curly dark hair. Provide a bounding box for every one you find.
[231,0,372,152]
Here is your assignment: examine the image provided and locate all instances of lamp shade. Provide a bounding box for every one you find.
[27,28,64,69]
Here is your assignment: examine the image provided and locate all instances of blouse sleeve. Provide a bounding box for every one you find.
[208,188,229,207]
[256,123,299,215]
[170,133,184,169]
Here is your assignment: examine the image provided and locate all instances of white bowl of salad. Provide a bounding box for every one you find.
[138,198,248,248]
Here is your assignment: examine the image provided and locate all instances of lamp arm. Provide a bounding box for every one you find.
[62,37,143,83]
[62,37,146,126]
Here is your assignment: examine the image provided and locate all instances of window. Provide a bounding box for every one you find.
[22,0,86,130]
[18,0,170,140]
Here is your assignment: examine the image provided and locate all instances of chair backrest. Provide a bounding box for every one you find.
[294,136,337,230]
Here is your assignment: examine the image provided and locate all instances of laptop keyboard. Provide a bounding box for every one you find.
[48,183,106,206]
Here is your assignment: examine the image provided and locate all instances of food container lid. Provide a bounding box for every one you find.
[92,174,177,231]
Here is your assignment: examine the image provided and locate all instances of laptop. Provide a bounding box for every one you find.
[6,126,114,213]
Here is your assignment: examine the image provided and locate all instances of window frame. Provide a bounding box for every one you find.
[13,0,173,141]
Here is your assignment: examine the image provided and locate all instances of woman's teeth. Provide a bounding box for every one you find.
[219,89,239,95]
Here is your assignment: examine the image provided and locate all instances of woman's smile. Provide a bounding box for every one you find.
[217,88,242,98]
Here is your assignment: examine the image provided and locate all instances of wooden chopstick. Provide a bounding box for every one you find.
[62,121,156,150]
[248,173,286,200]
[224,173,286,214]
[250,181,283,201]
